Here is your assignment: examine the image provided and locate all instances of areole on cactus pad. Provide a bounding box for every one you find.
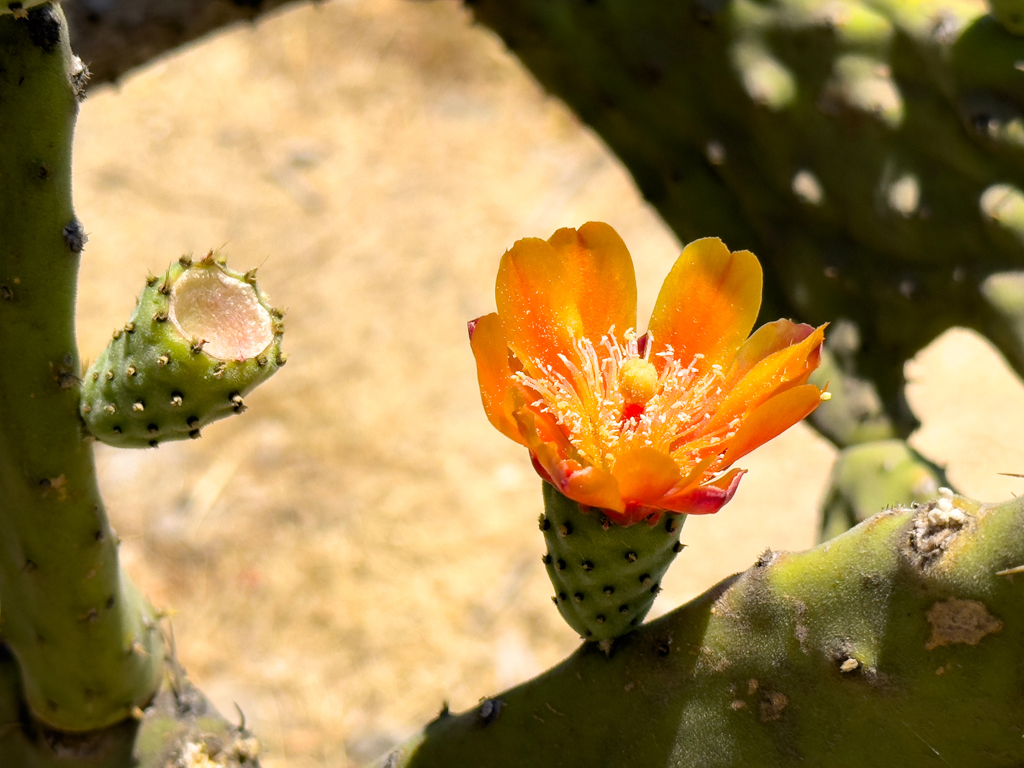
[469,222,828,640]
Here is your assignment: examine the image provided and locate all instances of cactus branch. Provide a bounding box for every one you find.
[0,3,164,732]
[377,492,1024,767]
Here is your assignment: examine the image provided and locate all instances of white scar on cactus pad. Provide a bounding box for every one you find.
[169,268,274,362]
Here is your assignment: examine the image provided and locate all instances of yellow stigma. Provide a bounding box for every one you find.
[619,358,659,405]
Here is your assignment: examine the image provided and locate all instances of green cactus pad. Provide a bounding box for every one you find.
[80,254,285,448]
[379,491,1024,768]
[541,482,685,642]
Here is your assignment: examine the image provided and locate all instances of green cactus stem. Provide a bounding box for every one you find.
[375,489,1024,767]
[0,3,164,731]
[80,254,285,449]
[541,482,685,643]
[0,650,260,767]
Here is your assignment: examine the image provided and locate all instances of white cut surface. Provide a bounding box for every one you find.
[169,269,273,361]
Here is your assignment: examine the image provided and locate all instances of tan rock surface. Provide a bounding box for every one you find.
[70,1,1024,765]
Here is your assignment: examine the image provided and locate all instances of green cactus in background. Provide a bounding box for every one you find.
[377,489,1024,767]
[467,0,1024,534]
[0,4,275,764]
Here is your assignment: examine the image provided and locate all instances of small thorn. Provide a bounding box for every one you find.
[244,268,258,283]
[639,574,652,586]
[153,310,168,322]
[112,329,122,341]
[603,586,615,596]
[170,393,183,407]
[179,255,193,268]
[132,401,144,412]
[105,370,114,380]
[558,522,573,537]
[190,338,207,354]
[276,353,288,366]
[104,404,116,414]
[146,274,158,287]
[123,322,135,334]
[625,551,638,563]
[157,355,169,366]
[257,353,269,366]
[126,365,137,377]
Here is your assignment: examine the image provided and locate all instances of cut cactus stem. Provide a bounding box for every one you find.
[80,254,285,448]
[375,491,1024,767]
[541,482,684,642]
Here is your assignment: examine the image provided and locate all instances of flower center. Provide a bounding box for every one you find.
[619,358,658,420]
[513,329,740,473]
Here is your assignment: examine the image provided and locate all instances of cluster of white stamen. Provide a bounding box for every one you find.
[514,329,743,472]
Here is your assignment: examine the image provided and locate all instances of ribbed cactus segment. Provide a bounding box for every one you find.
[0,3,164,732]
[376,491,1024,767]
[541,483,684,642]
[81,255,285,448]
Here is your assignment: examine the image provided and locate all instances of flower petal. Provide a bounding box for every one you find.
[660,468,745,515]
[469,314,525,445]
[496,223,637,376]
[722,384,825,464]
[548,222,637,345]
[559,463,624,513]
[514,406,624,512]
[705,324,825,433]
[612,446,681,506]
[726,319,816,386]
[647,238,762,368]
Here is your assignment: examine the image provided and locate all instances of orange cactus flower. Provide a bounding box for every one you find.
[469,222,827,526]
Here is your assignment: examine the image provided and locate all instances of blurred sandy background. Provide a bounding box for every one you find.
[69,1,1024,765]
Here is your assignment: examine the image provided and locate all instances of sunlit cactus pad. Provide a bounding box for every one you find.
[80,253,285,448]
[541,482,686,642]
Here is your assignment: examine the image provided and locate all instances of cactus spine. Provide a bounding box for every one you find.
[377,491,1024,767]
